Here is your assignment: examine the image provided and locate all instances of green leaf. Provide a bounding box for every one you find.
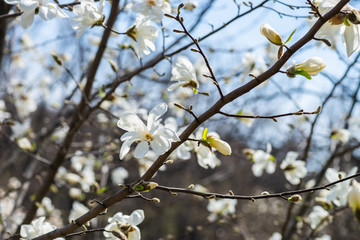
[344,16,351,27]
[293,70,312,80]
[97,187,108,194]
[202,128,208,141]
[284,29,297,44]
[99,87,105,98]
[236,110,243,115]
[135,185,145,191]
[193,88,198,94]
[269,155,275,162]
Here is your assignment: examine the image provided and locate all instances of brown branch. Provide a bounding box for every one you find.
[152,172,360,200]
[218,107,320,121]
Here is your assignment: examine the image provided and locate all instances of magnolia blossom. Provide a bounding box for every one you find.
[132,0,171,22]
[348,180,360,222]
[4,0,68,29]
[20,217,64,239]
[315,0,360,56]
[325,167,358,207]
[269,232,282,240]
[260,24,283,45]
[307,206,330,230]
[207,198,237,222]
[117,103,179,159]
[111,167,129,185]
[68,202,89,224]
[104,210,144,240]
[184,0,198,11]
[199,128,232,156]
[193,128,221,169]
[238,52,267,82]
[287,57,326,77]
[280,151,307,185]
[331,128,350,144]
[168,56,199,91]
[250,144,276,177]
[127,16,158,58]
[71,0,105,38]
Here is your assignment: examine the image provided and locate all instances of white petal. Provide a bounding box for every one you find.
[150,136,169,155]
[120,131,143,142]
[147,103,167,130]
[4,0,19,5]
[129,227,141,240]
[20,10,35,29]
[343,24,360,57]
[156,127,180,142]
[129,209,145,226]
[167,81,185,91]
[119,140,134,160]
[39,5,57,20]
[118,113,147,133]
[19,0,38,11]
[134,141,149,158]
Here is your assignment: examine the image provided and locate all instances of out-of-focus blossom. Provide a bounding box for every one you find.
[0,100,11,122]
[237,52,267,82]
[16,137,32,151]
[315,235,332,240]
[260,24,283,46]
[169,56,199,92]
[246,143,276,177]
[104,209,144,240]
[269,232,282,240]
[20,217,64,239]
[307,206,331,230]
[10,119,31,140]
[118,103,179,159]
[207,198,237,222]
[68,201,89,224]
[71,0,105,38]
[348,180,360,222]
[280,151,307,185]
[132,0,171,22]
[184,0,198,11]
[325,167,358,207]
[111,167,129,185]
[127,16,158,58]
[331,128,350,144]
[4,0,68,29]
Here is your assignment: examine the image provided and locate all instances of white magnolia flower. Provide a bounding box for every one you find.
[68,202,89,224]
[0,99,11,122]
[168,56,199,91]
[331,128,350,144]
[104,209,144,240]
[280,151,307,185]
[193,128,221,169]
[348,180,360,221]
[199,128,232,156]
[260,24,283,46]
[127,16,158,58]
[307,206,330,230]
[315,235,332,240]
[117,103,180,159]
[20,217,64,239]
[287,57,326,77]
[4,0,68,29]
[184,0,198,11]
[269,232,282,240]
[316,0,360,56]
[325,167,358,207]
[111,167,129,185]
[132,0,171,22]
[238,52,267,82]
[71,0,106,38]
[251,143,276,177]
[207,198,237,222]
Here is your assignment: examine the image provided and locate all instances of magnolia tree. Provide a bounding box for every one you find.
[1,0,360,239]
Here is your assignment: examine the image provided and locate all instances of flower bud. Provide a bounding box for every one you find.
[294,57,326,76]
[260,24,283,46]
[207,136,232,155]
[288,194,302,202]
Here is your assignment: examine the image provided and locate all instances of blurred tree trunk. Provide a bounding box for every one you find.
[0,2,12,71]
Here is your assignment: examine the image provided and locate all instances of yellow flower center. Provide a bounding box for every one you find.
[145,133,154,141]
[147,0,156,6]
